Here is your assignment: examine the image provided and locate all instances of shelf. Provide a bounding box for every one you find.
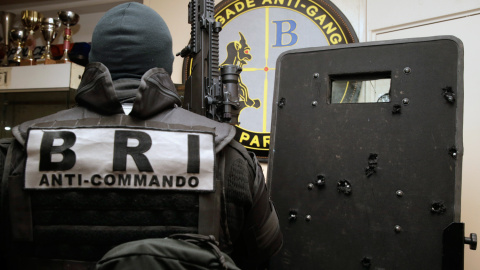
[0,62,84,93]
[0,0,143,18]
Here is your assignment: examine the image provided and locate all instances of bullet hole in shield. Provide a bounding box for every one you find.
[442,86,455,104]
[392,104,401,114]
[365,153,378,177]
[448,146,458,159]
[431,201,447,214]
[337,179,352,195]
[361,257,372,268]
[288,209,298,222]
[316,174,326,187]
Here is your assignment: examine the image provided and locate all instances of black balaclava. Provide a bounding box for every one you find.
[88,2,174,80]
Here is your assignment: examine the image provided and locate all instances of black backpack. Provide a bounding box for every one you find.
[96,234,241,270]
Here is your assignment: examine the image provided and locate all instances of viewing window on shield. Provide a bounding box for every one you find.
[330,73,392,104]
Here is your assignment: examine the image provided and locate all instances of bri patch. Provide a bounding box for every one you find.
[24,127,216,191]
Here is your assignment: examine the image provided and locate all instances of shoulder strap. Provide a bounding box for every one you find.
[1,138,15,212]
[242,150,283,264]
[1,138,33,242]
[227,140,255,171]
[198,150,225,240]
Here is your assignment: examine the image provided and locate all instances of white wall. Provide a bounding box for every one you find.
[367,0,480,39]
[329,0,367,41]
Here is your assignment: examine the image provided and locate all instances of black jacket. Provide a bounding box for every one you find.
[1,63,282,270]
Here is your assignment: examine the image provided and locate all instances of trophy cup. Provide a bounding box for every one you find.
[38,17,61,65]
[1,11,15,66]
[58,11,79,63]
[10,28,27,65]
[21,10,43,65]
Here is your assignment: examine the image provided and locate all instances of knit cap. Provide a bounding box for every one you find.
[89,2,174,80]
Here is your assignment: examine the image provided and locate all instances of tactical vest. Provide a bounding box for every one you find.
[2,114,232,269]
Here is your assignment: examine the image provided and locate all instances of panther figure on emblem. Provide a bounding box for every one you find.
[221,32,261,109]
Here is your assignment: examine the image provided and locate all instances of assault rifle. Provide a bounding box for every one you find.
[177,0,241,125]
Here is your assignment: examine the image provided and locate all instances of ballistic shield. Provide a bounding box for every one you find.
[268,36,475,269]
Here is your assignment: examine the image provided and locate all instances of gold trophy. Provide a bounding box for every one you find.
[21,10,43,65]
[10,28,27,65]
[58,11,79,63]
[1,11,15,66]
[38,17,61,65]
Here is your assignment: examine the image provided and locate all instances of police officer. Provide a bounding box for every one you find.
[0,2,281,269]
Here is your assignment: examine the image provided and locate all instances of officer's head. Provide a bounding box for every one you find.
[89,2,174,80]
